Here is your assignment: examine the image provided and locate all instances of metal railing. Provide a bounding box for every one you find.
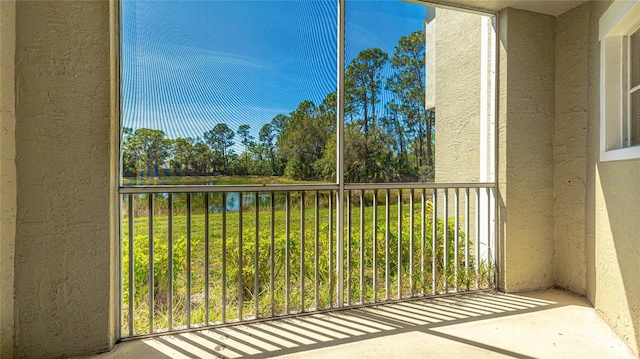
[119,183,495,338]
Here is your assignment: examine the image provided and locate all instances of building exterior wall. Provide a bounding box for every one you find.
[496,8,557,292]
[431,7,556,293]
[425,7,436,111]
[432,8,484,183]
[0,1,16,357]
[429,7,496,278]
[585,0,640,354]
[554,4,589,295]
[14,1,114,357]
[431,1,639,354]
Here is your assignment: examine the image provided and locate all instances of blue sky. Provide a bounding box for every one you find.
[121,0,426,145]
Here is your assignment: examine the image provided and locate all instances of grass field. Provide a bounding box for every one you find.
[121,191,492,336]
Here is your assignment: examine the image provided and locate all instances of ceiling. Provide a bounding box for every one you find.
[424,0,590,16]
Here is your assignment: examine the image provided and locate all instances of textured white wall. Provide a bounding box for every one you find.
[554,4,589,295]
[433,8,483,184]
[0,1,16,357]
[585,1,640,354]
[498,8,556,292]
[14,1,114,357]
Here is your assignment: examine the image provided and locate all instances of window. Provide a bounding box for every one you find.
[599,0,640,161]
[629,27,640,146]
[120,0,338,185]
[120,0,496,185]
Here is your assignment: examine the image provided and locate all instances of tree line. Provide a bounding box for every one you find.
[122,30,435,183]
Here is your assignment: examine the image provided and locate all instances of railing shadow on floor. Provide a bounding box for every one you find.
[111,291,564,359]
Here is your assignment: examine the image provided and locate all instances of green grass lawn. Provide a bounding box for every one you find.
[121,193,491,336]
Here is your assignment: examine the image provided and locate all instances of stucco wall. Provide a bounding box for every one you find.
[0,1,16,357]
[498,8,556,292]
[433,8,483,183]
[425,7,436,111]
[554,4,589,295]
[585,0,640,354]
[14,1,114,357]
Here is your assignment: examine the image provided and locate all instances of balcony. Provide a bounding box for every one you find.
[4,0,640,358]
[107,185,634,358]
[91,289,634,358]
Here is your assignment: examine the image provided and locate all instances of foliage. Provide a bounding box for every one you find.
[121,195,493,335]
[204,123,235,173]
[122,128,171,177]
[346,48,389,133]
[121,31,437,183]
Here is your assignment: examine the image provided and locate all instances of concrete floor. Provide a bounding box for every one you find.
[87,290,637,359]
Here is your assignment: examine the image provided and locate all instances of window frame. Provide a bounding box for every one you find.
[599,0,640,162]
[627,26,640,146]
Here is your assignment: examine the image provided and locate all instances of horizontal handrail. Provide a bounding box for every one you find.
[344,182,495,190]
[118,182,495,194]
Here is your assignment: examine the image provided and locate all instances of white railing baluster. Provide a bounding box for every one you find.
[270,192,275,316]
[421,189,426,295]
[359,190,364,304]
[204,193,210,325]
[186,193,192,327]
[127,194,134,336]
[465,188,470,290]
[409,189,414,297]
[432,189,438,294]
[167,194,173,331]
[254,192,260,319]
[314,191,320,309]
[372,190,377,303]
[119,183,496,338]
[222,193,227,323]
[397,189,402,299]
[385,189,390,300]
[455,188,459,292]
[148,194,154,334]
[300,191,306,312]
[238,192,243,320]
[443,189,448,293]
[475,188,480,289]
[347,190,351,305]
[285,192,290,314]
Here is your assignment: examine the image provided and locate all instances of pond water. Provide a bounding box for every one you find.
[151,192,275,213]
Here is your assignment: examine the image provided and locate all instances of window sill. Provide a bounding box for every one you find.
[600,145,640,162]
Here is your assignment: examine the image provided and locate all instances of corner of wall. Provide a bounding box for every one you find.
[498,7,557,293]
[553,2,590,296]
[108,0,120,349]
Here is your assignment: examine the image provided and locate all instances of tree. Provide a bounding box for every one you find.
[383,101,409,167]
[277,99,334,180]
[192,141,214,174]
[259,123,277,175]
[388,30,433,178]
[237,124,253,173]
[343,124,397,182]
[270,114,288,136]
[170,137,196,174]
[123,128,170,177]
[121,127,136,176]
[204,123,235,174]
[168,137,214,175]
[345,48,389,133]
